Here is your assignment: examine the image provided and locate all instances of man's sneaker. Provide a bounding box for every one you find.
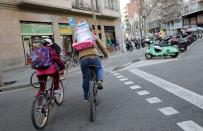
[97,81,103,90]
[54,89,62,97]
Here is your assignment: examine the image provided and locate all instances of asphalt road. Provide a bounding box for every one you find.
[0,40,202,131]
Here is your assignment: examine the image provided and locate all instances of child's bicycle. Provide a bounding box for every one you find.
[31,76,64,129]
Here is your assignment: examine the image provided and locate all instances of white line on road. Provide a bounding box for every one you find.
[130,85,141,90]
[116,75,124,78]
[123,62,132,67]
[146,97,162,104]
[124,81,134,85]
[120,78,128,81]
[158,107,179,116]
[177,120,203,131]
[137,90,150,96]
[113,73,120,76]
[129,68,203,110]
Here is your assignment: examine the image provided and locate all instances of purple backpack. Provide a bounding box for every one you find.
[31,47,52,69]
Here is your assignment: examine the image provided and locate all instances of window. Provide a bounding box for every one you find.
[92,25,95,30]
[97,25,101,30]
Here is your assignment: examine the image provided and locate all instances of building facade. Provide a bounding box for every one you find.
[182,0,203,27]
[0,0,121,70]
[161,0,182,35]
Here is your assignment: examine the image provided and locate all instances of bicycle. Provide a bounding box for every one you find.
[30,68,68,88]
[31,76,64,129]
[88,65,99,122]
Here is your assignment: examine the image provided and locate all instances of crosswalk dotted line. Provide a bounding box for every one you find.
[112,73,120,76]
[158,107,179,116]
[120,78,128,81]
[129,85,141,90]
[137,90,150,96]
[124,81,134,85]
[116,75,124,78]
[146,97,162,104]
[177,120,203,131]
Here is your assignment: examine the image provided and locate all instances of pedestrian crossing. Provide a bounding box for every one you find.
[110,70,203,131]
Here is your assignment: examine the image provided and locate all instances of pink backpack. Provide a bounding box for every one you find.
[72,20,95,51]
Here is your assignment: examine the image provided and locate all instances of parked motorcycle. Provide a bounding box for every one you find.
[170,36,188,52]
[125,39,134,51]
[131,39,140,49]
[145,39,179,59]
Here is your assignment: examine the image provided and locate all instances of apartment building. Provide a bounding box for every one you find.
[161,0,182,35]
[182,0,203,27]
[0,0,121,70]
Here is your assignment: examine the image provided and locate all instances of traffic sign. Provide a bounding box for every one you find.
[120,22,125,30]
[68,17,75,28]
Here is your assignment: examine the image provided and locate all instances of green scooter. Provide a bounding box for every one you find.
[145,39,179,59]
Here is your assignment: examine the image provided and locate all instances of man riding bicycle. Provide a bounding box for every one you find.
[73,20,108,102]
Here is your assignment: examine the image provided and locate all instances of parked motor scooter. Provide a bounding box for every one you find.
[125,39,134,51]
[131,39,140,49]
[145,39,179,59]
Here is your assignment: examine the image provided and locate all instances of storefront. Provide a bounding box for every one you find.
[104,26,116,52]
[59,24,73,56]
[20,22,53,64]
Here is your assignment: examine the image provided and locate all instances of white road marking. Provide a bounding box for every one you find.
[124,81,134,85]
[120,78,128,81]
[116,75,124,78]
[112,73,119,76]
[123,59,178,70]
[177,120,203,131]
[146,97,162,104]
[129,68,203,110]
[158,107,179,116]
[137,90,150,96]
[123,62,132,67]
[130,85,141,90]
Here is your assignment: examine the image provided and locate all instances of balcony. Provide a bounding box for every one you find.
[182,1,203,16]
[99,0,120,18]
[17,0,71,11]
[71,0,100,13]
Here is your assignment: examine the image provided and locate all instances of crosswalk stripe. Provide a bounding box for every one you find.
[130,85,141,90]
[137,90,150,96]
[129,68,203,110]
[124,81,134,85]
[158,107,179,116]
[113,73,120,76]
[146,97,162,104]
[120,78,128,81]
[116,75,124,78]
[177,120,203,131]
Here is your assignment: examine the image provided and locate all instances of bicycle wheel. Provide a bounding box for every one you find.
[31,94,49,129]
[55,81,64,105]
[89,81,96,122]
[30,72,40,89]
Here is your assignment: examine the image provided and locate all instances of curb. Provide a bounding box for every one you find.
[0,83,31,92]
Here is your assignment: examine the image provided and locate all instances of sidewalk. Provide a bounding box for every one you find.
[0,48,146,92]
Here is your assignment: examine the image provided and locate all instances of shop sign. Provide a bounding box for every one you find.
[20,23,53,36]
[59,24,72,35]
